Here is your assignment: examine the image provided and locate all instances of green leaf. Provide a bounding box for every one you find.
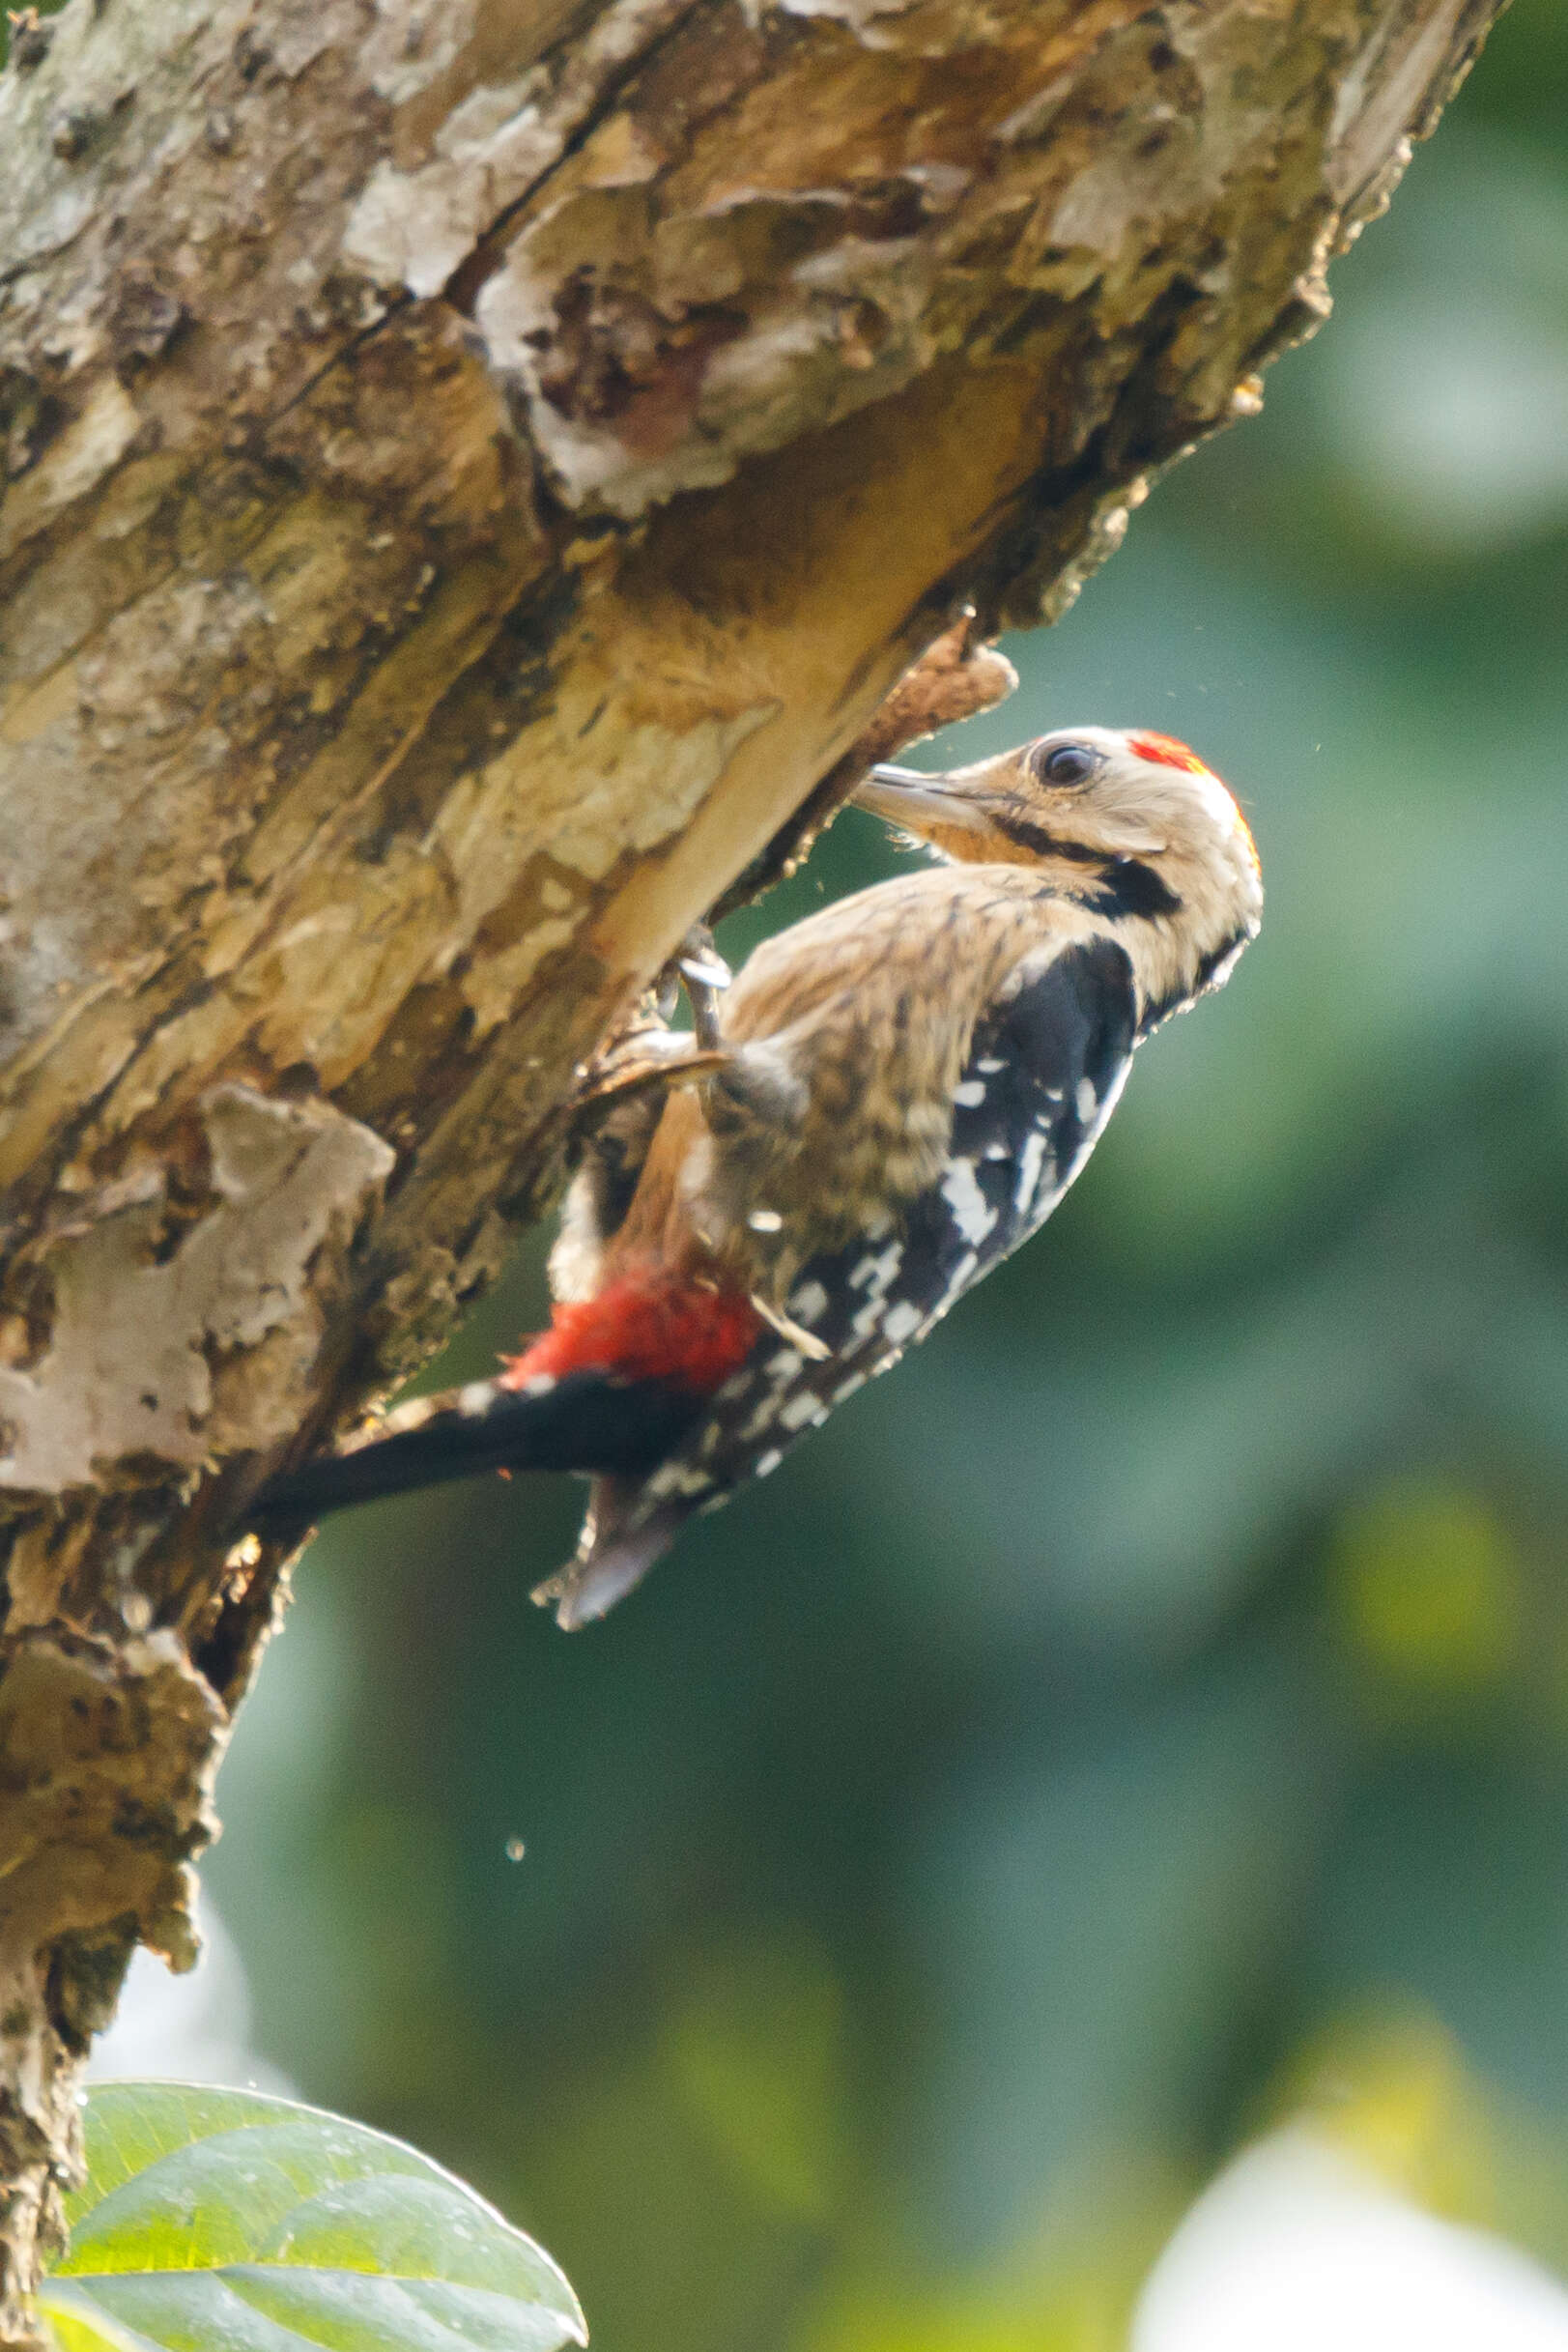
[40,2081,586,2352]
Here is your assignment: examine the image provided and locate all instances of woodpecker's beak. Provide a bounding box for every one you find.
[851,762,992,842]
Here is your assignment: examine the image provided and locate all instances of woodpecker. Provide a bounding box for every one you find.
[249,727,1262,1626]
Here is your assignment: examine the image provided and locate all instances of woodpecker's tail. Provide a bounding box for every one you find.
[245,1370,708,1539]
[532,1476,698,1630]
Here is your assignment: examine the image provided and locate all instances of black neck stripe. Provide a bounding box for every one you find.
[1086,858,1183,922]
[992,813,1184,923]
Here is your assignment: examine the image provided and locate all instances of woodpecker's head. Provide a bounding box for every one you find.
[854,726,1262,1001]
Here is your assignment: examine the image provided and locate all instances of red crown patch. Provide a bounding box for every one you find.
[1127,731,1212,776]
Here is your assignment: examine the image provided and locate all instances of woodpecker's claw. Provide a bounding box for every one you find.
[749,1293,832,1361]
[673,922,730,1049]
[573,923,733,1126]
[574,1027,728,1114]
[676,940,731,993]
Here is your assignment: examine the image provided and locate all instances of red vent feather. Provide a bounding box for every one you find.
[500,1271,762,1396]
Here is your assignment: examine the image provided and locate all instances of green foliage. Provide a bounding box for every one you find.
[40,2083,584,2352]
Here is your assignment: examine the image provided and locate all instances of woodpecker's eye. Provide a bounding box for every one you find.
[1038,741,1097,786]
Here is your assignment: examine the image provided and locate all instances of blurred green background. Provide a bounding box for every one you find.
[185,7,1568,2345]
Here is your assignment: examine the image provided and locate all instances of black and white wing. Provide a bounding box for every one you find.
[549,936,1138,1623]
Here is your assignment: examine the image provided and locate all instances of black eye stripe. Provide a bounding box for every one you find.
[993,813,1103,865]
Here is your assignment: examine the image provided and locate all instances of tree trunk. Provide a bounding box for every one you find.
[0,0,1501,2331]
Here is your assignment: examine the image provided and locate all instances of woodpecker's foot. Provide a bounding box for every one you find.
[749,1291,831,1361]
[648,922,731,1030]
[674,922,731,1049]
[574,1024,727,1118]
[576,925,732,1119]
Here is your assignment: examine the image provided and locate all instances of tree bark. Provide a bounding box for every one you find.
[0,0,1502,2331]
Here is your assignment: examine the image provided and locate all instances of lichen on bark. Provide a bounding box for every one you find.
[0,0,1504,2334]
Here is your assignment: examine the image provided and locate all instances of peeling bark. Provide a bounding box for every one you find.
[0,0,1502,2331]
